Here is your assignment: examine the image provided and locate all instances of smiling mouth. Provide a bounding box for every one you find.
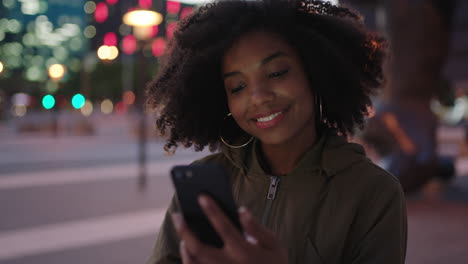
[252,108,289,129]
[256,111,283,122]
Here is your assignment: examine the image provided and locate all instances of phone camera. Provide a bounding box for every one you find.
[174,171,184,179]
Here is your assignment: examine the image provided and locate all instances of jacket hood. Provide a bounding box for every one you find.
[220,130,367,177]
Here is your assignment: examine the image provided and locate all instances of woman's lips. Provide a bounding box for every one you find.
[253,109,287,129]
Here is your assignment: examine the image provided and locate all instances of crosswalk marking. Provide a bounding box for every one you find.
[0,158,195,190]
[0,209,166,261]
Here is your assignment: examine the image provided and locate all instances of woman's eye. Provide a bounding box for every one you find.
[268,69,289,78]
[231,83,246,94]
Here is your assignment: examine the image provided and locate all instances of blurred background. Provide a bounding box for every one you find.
[0,0,467,263]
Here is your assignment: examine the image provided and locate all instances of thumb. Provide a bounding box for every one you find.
[238,206,277,249]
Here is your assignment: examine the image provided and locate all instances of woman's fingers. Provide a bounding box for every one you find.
[180,240,198,264]
[238,206,277,249]
[171,213,215,259]
[198,195,245,247]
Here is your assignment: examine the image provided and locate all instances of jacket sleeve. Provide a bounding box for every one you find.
[351,178,408,264]
[146,195,182,264]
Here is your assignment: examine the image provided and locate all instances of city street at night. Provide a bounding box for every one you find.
[0,113,468,264]
[1,0,468,263]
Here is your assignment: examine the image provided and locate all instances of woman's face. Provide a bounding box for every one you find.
[222,31,316,147]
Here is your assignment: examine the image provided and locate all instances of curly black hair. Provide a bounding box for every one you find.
[146,0,386,153]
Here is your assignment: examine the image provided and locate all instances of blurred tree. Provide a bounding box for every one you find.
[349,0,457,192]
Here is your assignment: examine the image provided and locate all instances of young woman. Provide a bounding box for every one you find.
[146,1,407,263]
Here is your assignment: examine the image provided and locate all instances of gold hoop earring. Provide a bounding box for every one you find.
[316,94,324,124]
[219,113,253,149]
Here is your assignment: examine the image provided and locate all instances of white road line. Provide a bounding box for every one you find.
[0,209,166,261]
[0,158,196,189]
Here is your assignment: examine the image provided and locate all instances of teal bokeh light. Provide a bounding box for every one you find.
[71,94,85,109]
[42,94,55,109]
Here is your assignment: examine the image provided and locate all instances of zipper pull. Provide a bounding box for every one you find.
[267,176,280,200]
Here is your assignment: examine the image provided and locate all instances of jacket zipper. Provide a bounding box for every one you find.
[261,175,281,225]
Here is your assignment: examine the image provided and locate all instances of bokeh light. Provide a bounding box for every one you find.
[72,94,86,109]
[3,0,16,9]
[81,101,93,116]
[21,0,41,15]
[152,37,166,57]
[42,94,55,109]
[103,32,117,46]
[11,105,27,117]
[95,3,109,23]
[139,0,152,9]
[115,101,127,114]
[7,19,22,33]
[123,91,136,105]
[123,10,162,27]
[53,46,68,61]
[0,61,3,73]
[69,58,81,72]
[84,25,96,38]
[122,34,136,54]
[101,99,114,114]
[180,7,193,19]
[119,24,131,35]
[25,66,45,81]
[48,64,66,80]
[46,80,59,93]
[97,45,119,60]
[13,93,30,106]
[167,1,181,14]
[84,1,96,14]
[97,45,110,60]
[166,22,177,39]
[108,46,119,60]
[69,37,83,51]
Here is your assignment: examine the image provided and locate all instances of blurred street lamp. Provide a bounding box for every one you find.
[123,10,163,40]
[0,61,4,74]
[48,64,66,81]
[97,45,119,60]
[47,63,66,137]
[123,8,163,190]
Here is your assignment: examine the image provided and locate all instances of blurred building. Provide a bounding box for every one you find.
[0,0,88,86]
[0,0,195,119]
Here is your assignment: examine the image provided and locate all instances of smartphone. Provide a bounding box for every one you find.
[170,163,242,248]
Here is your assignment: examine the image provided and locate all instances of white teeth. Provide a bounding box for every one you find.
[257,112,282,122]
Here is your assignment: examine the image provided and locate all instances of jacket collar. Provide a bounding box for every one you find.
[221,129,367,178]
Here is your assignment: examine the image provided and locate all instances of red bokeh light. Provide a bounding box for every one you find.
[103,32,117,46]
[180,7,193,20]
[122,35,137,55]
[152,38,166,57]
[115,102,127,114]
[95,3,109,23]
[29,96,37,108]
[106,0,118,5]
[139,0,152,9]
[151,25,159,38]
[167,1,181,15]
[57,95,67,108]
[166,22,177,39]
[123,91,136,105]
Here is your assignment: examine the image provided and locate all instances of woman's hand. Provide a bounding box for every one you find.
[171,195,289,264]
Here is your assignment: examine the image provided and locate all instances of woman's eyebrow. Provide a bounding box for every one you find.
[223,51,287,80]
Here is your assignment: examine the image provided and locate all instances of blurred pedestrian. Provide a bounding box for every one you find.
[145,1,407,263]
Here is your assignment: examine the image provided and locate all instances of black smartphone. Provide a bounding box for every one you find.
[170,163,242,248]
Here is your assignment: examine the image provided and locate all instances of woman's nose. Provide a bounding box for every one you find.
[250,82,275,106]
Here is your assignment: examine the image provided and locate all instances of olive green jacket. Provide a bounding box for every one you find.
[147,132,407,264]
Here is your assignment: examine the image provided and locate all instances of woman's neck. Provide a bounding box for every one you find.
[259,132,317,176]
